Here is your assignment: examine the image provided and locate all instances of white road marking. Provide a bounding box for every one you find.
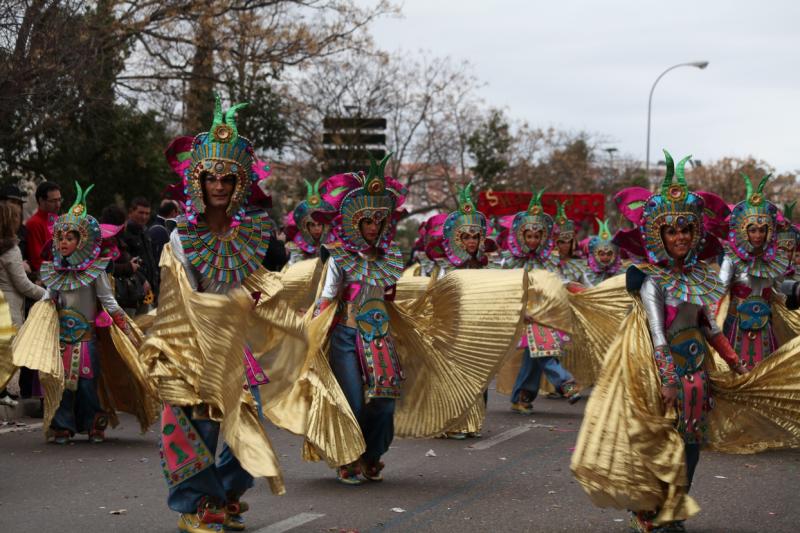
[253,512,326,533]
[0,422,42,435]
[466,425,530,450]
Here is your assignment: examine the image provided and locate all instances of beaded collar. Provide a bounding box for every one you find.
[177,212,272,284]
[40,259,109,291]
[635,262,725,307]
[327,241,403,289]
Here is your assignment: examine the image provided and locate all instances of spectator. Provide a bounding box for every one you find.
[120,197,158,313]
[0,184,29,270]
[0,202,46,407]
[147,199,179,263]
[25,182,61,275]
[100,204,144,314]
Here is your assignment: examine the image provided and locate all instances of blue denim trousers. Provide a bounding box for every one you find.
[510,348,574,403]
[166,387,262,513]
[51,339,103,434]
[329,324,395,462]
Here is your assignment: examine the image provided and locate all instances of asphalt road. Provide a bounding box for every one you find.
[1,389,798,533]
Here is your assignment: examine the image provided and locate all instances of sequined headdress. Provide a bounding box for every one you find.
[587,218,620,273]
[285,178,335,254]
[777,202,800,255]
[441,183,494,267]
[52,182,103,271]
[552,200,576,251]
[614,150,714,267]
[505,188,554,260]
[318,153,407,254]
[181,93,258,227]
[727,173,779,262]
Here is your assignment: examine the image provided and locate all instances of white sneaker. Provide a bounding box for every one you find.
[0,394,19,408]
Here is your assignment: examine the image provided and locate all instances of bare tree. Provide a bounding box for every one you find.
[282,48,485,215]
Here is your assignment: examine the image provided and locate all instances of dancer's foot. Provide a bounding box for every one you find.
[0,392,19,408]
[561,382,582,404]
[52,429,71,445]
[360,458,385,482]
[178,500,225,532]
[510,402,534,415]
[336,462,363,485]
[223,500,249,531]
[444,431,468,440]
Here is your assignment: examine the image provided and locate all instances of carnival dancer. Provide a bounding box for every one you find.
[140,95,284,533]
[573,151,749,532]
[260,154,526,485]
[719,174,793,370]
[426,184,496,438]
[284,178,335,266]
[498,190,582,414]
[580,219,622,287]
[777,203,800,310]
[550,200,587,284]
[308,154,407,483]
[2,183,157,445]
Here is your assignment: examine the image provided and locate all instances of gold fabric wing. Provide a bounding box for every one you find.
[139,244,285,494]
[9,300,157,437]
[572,297,800,524]
[570,300,699,525]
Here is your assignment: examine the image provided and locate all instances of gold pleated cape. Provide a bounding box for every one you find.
[139,244,285,495]
[495,271,630,394]
[257,265,528,467]
[570,298,800,526]
[0,289,18,394]
[4,299,158,437]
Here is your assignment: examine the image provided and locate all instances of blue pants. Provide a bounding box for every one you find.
[166,387,262,513]
[510,349,574,403]
[51,340,103,434]
[329,325,395,462]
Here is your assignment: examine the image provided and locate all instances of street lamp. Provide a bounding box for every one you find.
[645,61,709,173]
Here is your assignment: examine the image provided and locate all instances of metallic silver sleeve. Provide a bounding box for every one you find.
[319,258,343,300]
[640,276,668,348]
[95,271,123,315]
[718,254,735,294]
[170,229,199,291]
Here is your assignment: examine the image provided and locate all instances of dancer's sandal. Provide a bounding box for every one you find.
[336,462,363,485]
[223,499,249,531]
[178,499,225,533]
[360,458,385,482]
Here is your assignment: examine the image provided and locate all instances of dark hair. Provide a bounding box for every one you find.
[157,199,178,218]
[129,197,151,211]
[35,181,61,202]
[100,204,127,225]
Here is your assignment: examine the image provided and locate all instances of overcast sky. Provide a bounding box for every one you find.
[368,0,800,173]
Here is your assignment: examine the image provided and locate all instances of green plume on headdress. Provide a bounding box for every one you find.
[659,150,692,199]
[68,181,94,218]
[741,172,771,205]
[784,201,796,222]
[456,182,478,215]
[364,152,393,194]
[304,178,324,206]
[554,199,572,224]
[209,92,248,144]
[595,217,612,240]
[526,188,545,215]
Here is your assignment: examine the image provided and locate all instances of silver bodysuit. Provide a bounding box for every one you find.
[640,276,720,348]
[718,254,783,297]
[54,271,122,321]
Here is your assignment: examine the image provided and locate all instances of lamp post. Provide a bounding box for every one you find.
[645,61,709,174]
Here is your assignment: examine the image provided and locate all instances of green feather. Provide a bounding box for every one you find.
[660,149,675,197]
